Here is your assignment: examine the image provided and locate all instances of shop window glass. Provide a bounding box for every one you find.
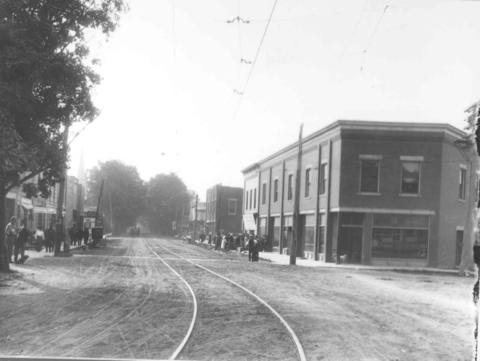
[273,217,281,250]
[401,162,420,194]
[360,160,380,193]
[259,217,267,236]
[304,215,315,253]
[373,214,428,228]
[283,216,293,251]
[372,228,428,259]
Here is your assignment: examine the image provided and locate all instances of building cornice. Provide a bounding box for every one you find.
[241,120,466,174]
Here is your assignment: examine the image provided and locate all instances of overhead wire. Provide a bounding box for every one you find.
[232,0,279,121]
[360,1,390,71]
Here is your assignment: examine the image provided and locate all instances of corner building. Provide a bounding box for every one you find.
[242,120,473,269]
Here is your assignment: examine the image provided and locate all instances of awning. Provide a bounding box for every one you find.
[21,198,33,210]
[243,214,256,231]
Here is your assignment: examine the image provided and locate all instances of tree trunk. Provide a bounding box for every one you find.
[0,178,10,272]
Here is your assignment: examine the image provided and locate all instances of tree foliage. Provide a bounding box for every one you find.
[87,160,146,235]
[0,0,127,271]
[145,173,191,235]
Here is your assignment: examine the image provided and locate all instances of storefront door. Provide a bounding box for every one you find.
[338,226,363,264]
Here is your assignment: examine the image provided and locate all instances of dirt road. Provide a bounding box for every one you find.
[0,237,475,360]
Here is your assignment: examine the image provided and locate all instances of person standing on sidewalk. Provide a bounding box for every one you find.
[248,235,255,262]
[83,226,89,245]
[34,226,45,252]
[5,217,17,263]
[15,220,29,263]
[44,224,55,252]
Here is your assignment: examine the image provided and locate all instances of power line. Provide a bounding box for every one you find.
[232,0,279,120]
[360,1,390,71]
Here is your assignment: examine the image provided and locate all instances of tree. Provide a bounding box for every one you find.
[0,0,127,271]
[145,173,191,236]
[87,160,146,235]
[457,101,480,276]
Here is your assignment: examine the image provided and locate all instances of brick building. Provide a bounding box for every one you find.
[205,185,243,236]
[242,120,473,269]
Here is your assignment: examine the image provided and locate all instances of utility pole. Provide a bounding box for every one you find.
[193,194,198,242]
[290,124,303,265]
[55,124,69,256]
[181,200,185,238]
[108,187,114,235]
[95,179,104,227]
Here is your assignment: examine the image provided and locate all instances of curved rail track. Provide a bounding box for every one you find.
[146,237,307,361]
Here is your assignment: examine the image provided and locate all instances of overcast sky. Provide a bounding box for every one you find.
[68,0,480,200]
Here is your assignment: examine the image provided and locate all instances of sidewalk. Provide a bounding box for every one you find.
[256,251,463,276]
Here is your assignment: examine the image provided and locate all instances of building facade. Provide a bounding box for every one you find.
[205,185,243,236]
[242,120,473,269]
[189,201,206,233]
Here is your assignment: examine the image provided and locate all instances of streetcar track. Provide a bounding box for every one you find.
[147,238,307,361]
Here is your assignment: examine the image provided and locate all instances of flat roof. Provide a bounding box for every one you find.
[241,120,466,174]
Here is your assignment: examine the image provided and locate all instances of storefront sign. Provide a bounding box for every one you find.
[33,206,57,214]
[243,214,256,230]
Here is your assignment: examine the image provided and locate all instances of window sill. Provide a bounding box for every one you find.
[358,192,381,196]
[399,193,421,197]
[459,198,467,202]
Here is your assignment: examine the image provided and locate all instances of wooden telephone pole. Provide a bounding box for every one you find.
[55,124,69,255]
[193,194,198,242]
[290,124,303,265]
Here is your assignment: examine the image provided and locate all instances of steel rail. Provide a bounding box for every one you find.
[151,238,307,361]
[144,239,198,360]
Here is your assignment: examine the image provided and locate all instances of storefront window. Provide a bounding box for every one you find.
[273,217,280,251]
[283,216,293,251]
[259,217,267,236]
[372,214,428,259]
[304,215,315,253]
[318,213,325,254]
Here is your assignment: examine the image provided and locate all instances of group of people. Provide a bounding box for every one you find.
[68,225,90,246]
[4,216,92,264]
[4,217,57,263]
[198,232,268,262]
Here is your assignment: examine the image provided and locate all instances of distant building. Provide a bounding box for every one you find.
[242,120,473,269]
[189,201,206,233]
[205,185,243,235]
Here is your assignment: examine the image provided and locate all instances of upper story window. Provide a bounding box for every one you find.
[253,188,257,209]
[305,168,311,198]
[228,199,237,215]
[249,189,252,209]
[359,155,382,193]
[401,162,421,195]
[287,174,293,201]
[459,167,467,200]
[262,182,267,205]
[273,179,279,203]
[245,191,248,210]
[320,163,327,195]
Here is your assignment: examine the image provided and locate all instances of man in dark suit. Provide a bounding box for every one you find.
[15,220,29,263]
[83,226,90,245]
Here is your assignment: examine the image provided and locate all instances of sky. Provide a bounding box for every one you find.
[68,0,480,201]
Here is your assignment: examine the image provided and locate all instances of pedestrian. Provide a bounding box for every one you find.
[5,217,17,263]
[44,224,55,253]
[208,233,212,245]
[221,234,226,250]
[69,225,77,246]
[15,220,29,263]
[35,226,45,252]
[83,226,90,245]
[76,226,83,246]
[248,236,255,262]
